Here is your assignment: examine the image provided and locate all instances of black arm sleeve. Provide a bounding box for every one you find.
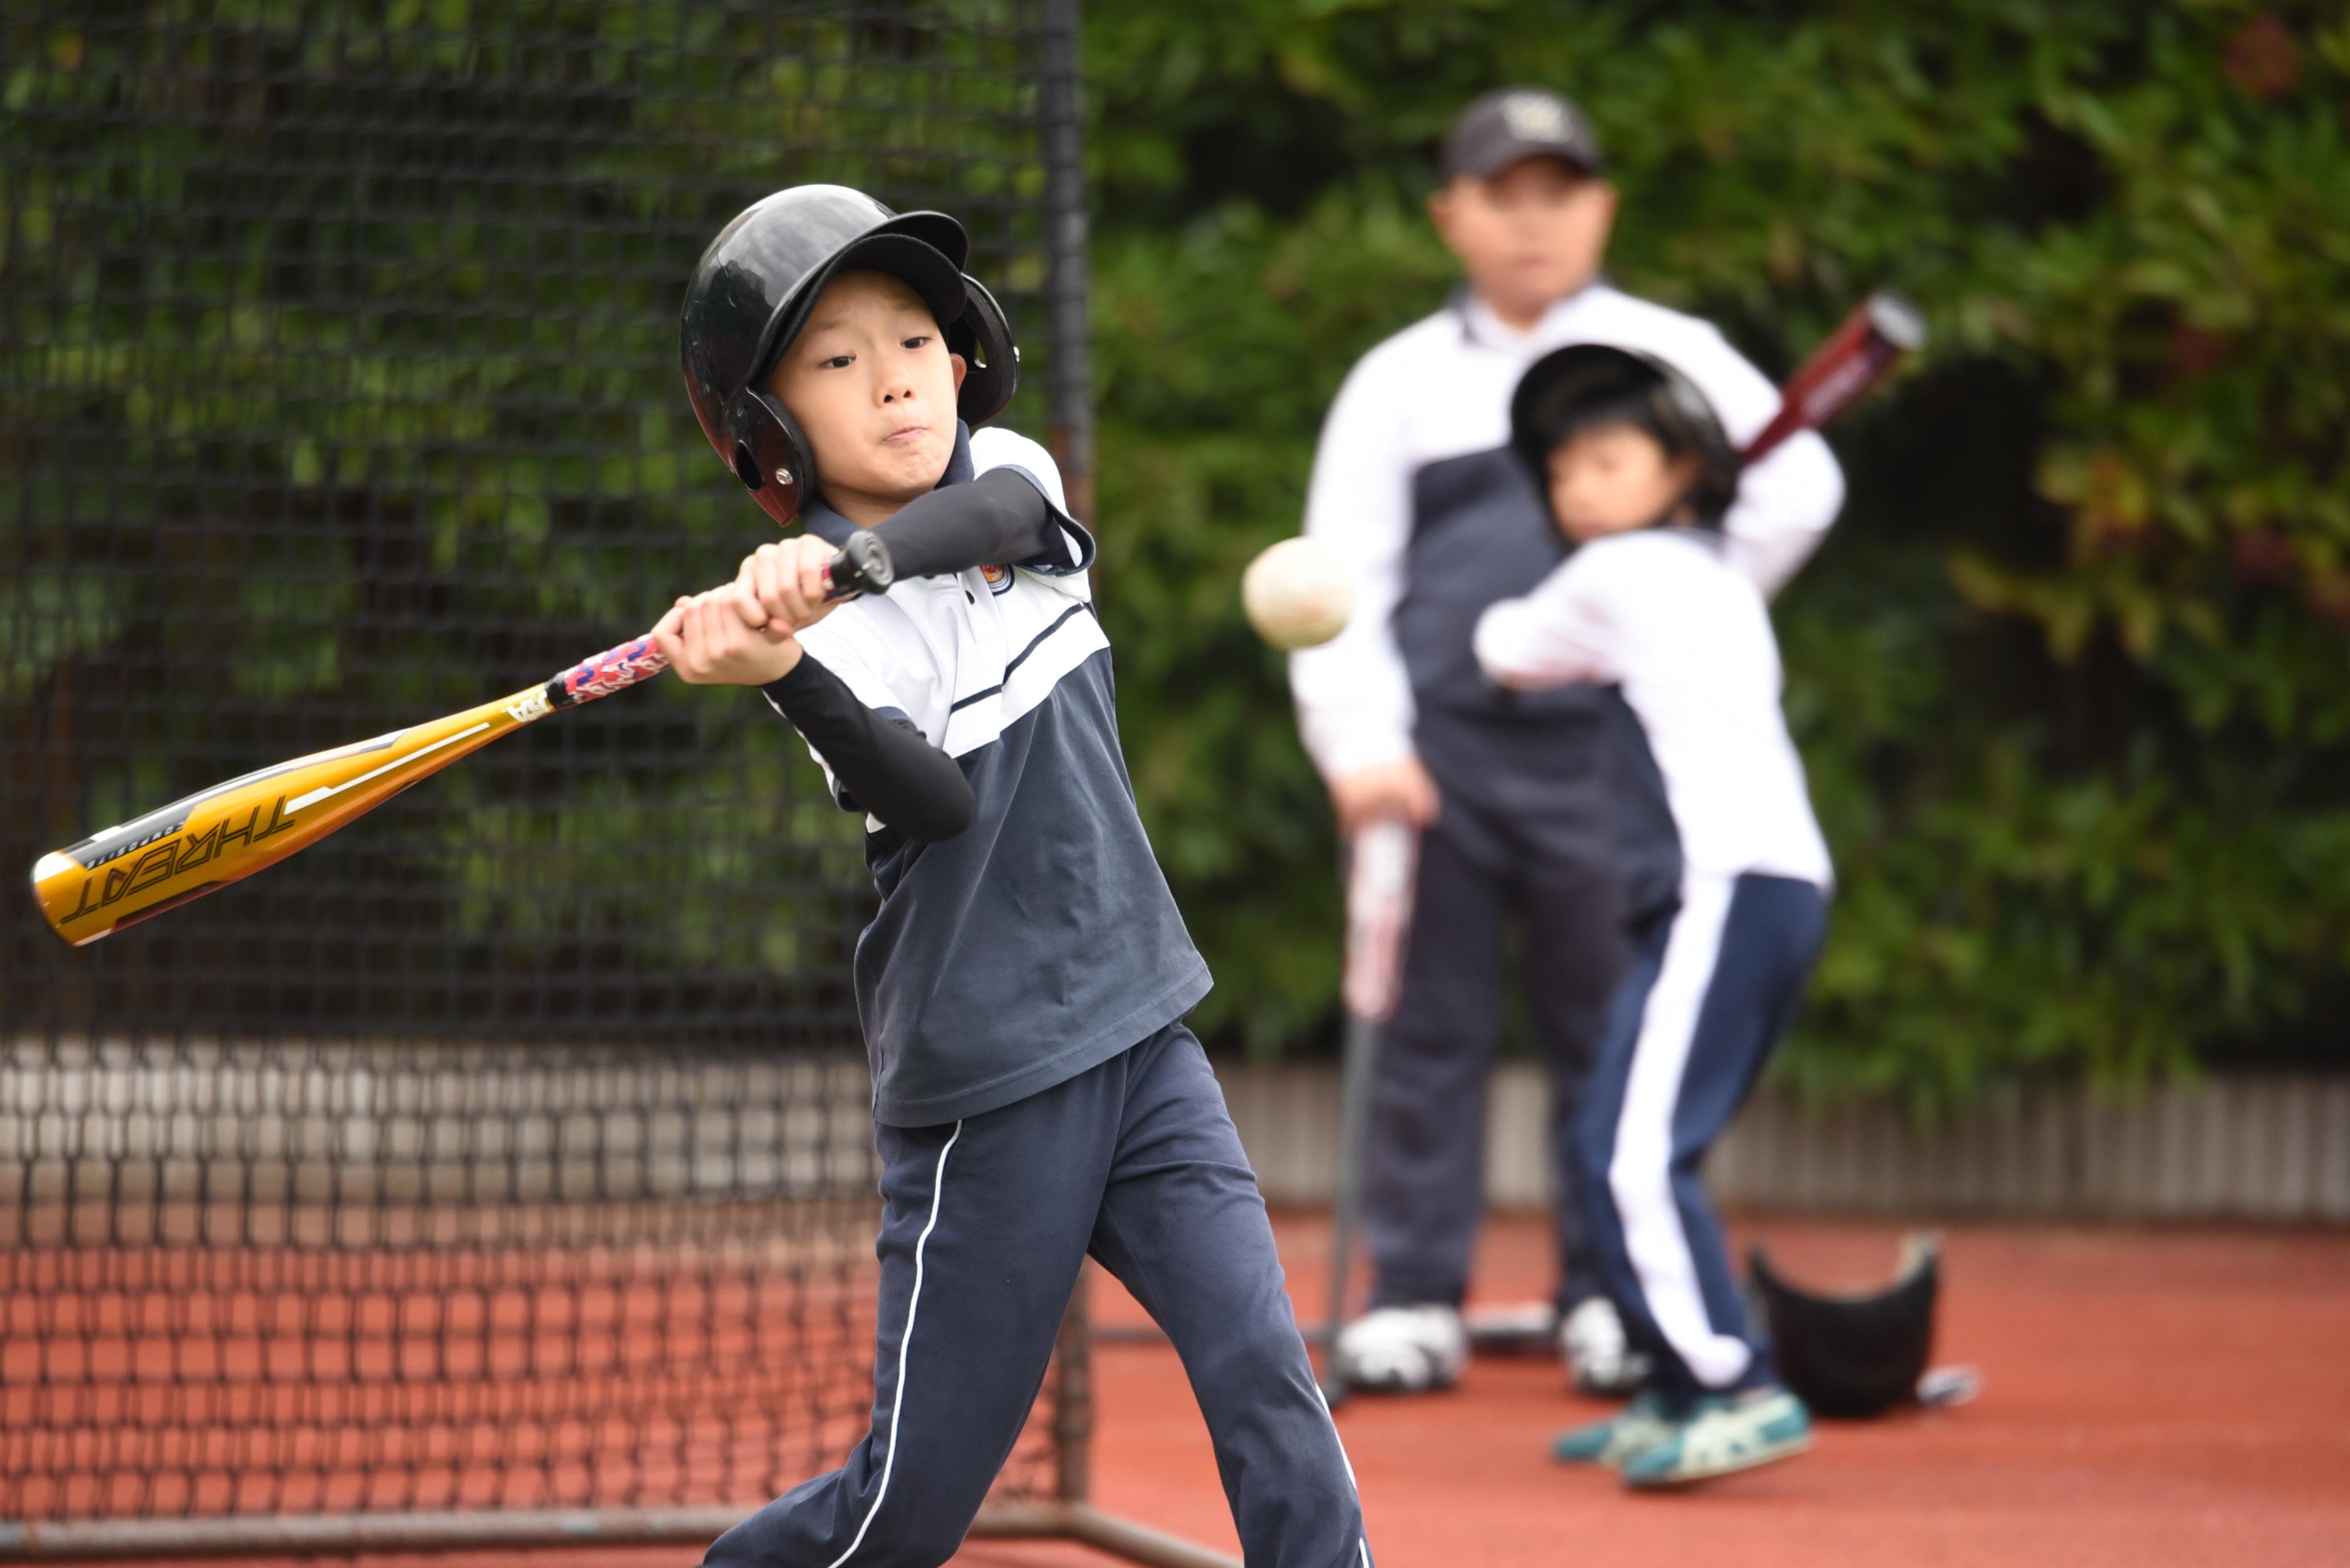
[763,654,974,842]
[871,466,1064,581]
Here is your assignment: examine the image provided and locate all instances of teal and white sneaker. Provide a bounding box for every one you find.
[1550,1391,1679,1468]
[1620,1386,1811,1488]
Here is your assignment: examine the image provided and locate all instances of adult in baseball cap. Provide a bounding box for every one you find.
[1428,87,1617,333]
[1293,82,1848,1409]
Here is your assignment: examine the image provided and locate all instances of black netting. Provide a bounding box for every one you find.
[1,0,1080,1533]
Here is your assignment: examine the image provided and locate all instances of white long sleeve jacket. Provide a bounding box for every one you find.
[1476,529,1833,889]
[1288,286,1845,783]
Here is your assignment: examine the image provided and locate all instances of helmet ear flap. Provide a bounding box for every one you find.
[951,274,1018,427]
[724,389,815,527]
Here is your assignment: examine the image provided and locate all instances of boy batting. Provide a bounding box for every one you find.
[1478,341,1831,1485]
[660,186,1371,1566]
[1291,86,1845,1397]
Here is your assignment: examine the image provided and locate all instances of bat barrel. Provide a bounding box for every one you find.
[31,538,908,947]
[1741,291,1928,463]
[30,689,542,946]
[1867,291,1928,353]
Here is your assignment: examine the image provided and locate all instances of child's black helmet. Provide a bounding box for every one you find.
[1509,342,1740,525]
[680,184,1018,525]
[1747,1232,1942,1418]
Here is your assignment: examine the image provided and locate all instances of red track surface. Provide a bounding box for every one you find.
[61,1212,2350,1568]
[1056,1212,2350,1568]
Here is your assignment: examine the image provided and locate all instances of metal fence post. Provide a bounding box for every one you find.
[1038,0,1095,527]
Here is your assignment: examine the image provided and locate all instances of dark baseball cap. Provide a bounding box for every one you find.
[1439,87,1605,181]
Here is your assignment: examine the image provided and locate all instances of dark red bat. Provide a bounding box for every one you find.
[1742,291,1927,463]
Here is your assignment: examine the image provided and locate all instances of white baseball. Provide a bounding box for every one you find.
[1241,536,1354,651]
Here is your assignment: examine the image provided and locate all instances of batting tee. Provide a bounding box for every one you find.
[0,3,1219,1564]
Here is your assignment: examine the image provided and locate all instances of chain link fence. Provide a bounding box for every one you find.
[0,2,1164,1557]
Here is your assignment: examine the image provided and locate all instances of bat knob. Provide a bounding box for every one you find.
[826,531,895,599]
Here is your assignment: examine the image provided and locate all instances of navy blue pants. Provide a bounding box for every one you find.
[1365,810,1631,1313]
[702,1022,1369,1568]
[1573,872,1827,1406]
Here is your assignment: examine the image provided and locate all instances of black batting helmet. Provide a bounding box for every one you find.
[1747,1232,1942,1418]
[1509,341,1740,525]
[680,184,1018,525]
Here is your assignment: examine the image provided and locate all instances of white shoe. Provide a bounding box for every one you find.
[1334,1304,1469,1393]
[1560,1297,1651,1397]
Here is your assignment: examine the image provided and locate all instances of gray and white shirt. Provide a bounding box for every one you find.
[1477,528,1833,889]
[780,425,1211,1127]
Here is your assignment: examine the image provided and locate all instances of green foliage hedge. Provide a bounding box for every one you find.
[1084,1,2350,1109]
[1,2,1042,1027]
[9,3,2342,1102]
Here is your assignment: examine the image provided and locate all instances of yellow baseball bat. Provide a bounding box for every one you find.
[28,534,897,947]
[29,638,663,947]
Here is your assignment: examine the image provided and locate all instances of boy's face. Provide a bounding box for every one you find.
[765,270,967,523]
[1429,157,1617,328]
[1544,423,1700,544]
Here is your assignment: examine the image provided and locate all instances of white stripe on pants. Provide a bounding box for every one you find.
[824,1120,961,1568]
[1604,871,1754,1389]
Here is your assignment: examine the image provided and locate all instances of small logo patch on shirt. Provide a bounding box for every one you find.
[981,563,1013,594]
